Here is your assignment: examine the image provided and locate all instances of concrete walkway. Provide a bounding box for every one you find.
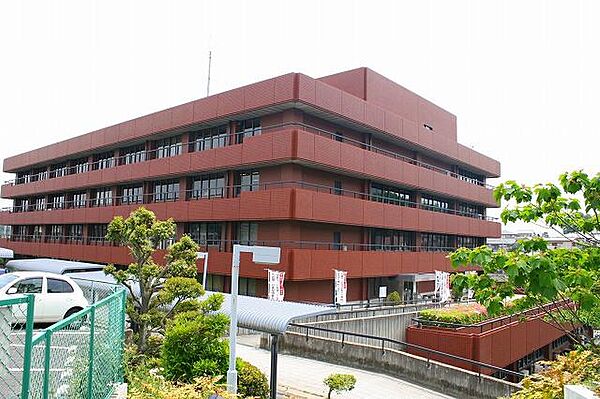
[236,335,454,399]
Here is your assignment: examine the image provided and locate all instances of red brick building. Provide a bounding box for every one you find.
[0,67,500,303]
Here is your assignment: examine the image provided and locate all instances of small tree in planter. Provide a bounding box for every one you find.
[324,373,356,398]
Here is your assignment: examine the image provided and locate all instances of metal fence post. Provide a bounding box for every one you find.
[20,294,35,399]
[42,332,52,399]
[118,289,127,383]
[86,305,96,399]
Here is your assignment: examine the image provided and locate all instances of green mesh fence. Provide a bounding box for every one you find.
[0,295,35,399]
[23,288,126,399]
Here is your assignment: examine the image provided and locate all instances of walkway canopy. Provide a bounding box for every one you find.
[0,247,13,259]
[203,291,334,334]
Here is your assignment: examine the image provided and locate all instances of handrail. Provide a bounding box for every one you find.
[4,121,493,189]
[0,180,497,221]
[287,322,524,380]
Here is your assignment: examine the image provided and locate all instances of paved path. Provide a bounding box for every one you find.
[237,336,454,399]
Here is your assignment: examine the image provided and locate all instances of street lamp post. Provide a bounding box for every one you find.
[196,252,209,288]
[227,244,281,395]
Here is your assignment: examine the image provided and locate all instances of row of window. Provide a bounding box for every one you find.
[9,223,485,251]
[14,119,263,183]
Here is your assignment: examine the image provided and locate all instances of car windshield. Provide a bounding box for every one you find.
[0,274,19,290]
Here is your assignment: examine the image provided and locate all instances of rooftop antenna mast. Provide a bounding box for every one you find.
[206,50,212,97]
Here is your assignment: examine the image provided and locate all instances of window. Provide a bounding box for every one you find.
[47,278,74,293]
[186,223,222,247]
[66,224,84,242]
[205,274,225,292]
[46,225,64,241]
[13,278,43,294]
[121,185,144,204]
[153,180,180,202]
[71,192,87,208]
[190,174,225,199]
[50,162,69,178]
[457,168,484,185]
[154,136,182,159]
[458,203,484,219]
[236,171,260,195]
[370,229,415,251]
[17,171,30,184]
[238,278,257,296]
[333,180,343,196]
[30,167,48,182]
[72,157,89,174]
[235,118,261,143]
[48,194,65,210]
[15,198,29,212]
[92,151,115,170]
[457,236,485,249]
[120,143,146,165]
[421,197,450,213]
[422,233,451,251]
[190,125,228,152]
[88,224,108,242]
[333,232,342,250]
[371,184,412,206]
[92,188,113,207]
[33,197,45,211]
[33,225,43,241]
[334,131,344,142]
[236,222,258,245]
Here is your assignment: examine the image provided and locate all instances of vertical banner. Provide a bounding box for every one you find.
[334,269,348,305]
[268,269,285,302]
[435,270,451,303]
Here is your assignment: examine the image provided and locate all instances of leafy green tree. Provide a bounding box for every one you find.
[323,374,356,399]
[450,171,600,348]
[104,207,204,353]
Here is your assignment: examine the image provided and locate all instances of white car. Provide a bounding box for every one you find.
[0,272,89,323]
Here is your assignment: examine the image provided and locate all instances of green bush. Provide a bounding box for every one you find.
[324,373,356,399]
[161,298,230,382]
[237,359,269,399]
[511,350,600,399]
[419,303,488,325]
[386,290,401,305]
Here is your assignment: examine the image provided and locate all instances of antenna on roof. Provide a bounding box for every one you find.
[206,50,212,97]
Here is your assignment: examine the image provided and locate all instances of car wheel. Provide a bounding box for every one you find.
[64,307,83,319]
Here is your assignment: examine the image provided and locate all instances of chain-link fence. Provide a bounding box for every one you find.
[0,295,35,399]
[21,288,126,399]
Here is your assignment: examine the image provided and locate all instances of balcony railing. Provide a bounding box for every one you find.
[2,234,470,253]
[0,180,498,221]
[5,122,493,189]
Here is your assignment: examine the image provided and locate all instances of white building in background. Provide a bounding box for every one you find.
[487,230,575,251]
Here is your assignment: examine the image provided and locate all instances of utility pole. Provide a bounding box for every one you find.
[206,50,212,97]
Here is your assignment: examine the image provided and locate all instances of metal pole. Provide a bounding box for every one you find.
[270,334,279,399]
[202,254,209,289]
[227,246,241,394]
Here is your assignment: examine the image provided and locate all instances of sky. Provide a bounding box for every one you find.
[0,0,598,232]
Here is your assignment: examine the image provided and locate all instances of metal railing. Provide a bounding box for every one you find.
[24,289,126,399]
[5,121,492,189]
[1,179,497,222]
[287,322,524,381]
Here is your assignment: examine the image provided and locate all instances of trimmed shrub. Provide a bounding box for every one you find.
[419,303,488,325]
[161,307,230,382]
[237,359,269,399]
[324,373,356,399]
[386,290,401,305]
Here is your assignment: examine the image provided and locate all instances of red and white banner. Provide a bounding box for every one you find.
[334,269,347,305]
[268,269,285,302]
[435,270,451,303]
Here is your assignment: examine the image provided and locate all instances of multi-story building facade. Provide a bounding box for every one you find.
[0,67,501,303]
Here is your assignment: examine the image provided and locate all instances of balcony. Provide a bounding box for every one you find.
[2,123,496,206]
[0,181,500,238]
